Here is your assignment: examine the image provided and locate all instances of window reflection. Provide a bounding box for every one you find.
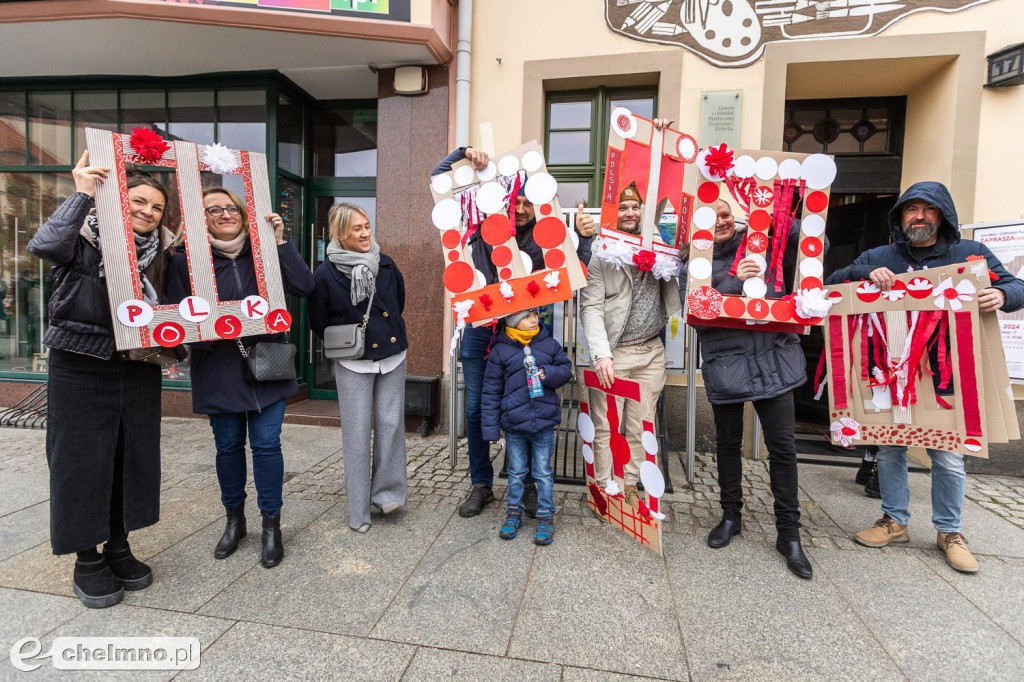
[120,90,166,134]
[169,89,215,146]
[311,105,377,177]
[278,93,304,177]
[74,91,118,159]
[29,92,72,165]
[217,89,266,153]
[0,92,27,165]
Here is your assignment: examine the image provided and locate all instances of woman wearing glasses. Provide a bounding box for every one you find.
[166,187,314,568]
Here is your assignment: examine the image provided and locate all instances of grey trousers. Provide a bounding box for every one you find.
[334,360,409,530]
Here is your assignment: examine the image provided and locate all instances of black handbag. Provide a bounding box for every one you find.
[236,340,297,383]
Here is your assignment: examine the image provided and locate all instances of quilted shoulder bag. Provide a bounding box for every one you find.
[323,287,375,361]
[236,339,297,383]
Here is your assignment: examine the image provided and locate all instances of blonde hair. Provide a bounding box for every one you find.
[328,202,371,245]
[203,187,248,228]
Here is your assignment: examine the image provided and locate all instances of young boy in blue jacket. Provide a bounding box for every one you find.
[481,308,573,544]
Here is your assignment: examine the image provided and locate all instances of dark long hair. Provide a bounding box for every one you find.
[126,171,171,298]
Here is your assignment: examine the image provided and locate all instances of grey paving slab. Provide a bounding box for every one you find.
[0,502,49,562]
[663,533,902,682]
[0,472,49,518]
[197,505,453,636]
[561,668,667,682]
[0,587,84,667]
[812,546,1024,679]
[371,505,534,654]
[0,543,76,597]
[123,499,334,613]
[915,551,1024,646]
[798,464,1024,558]
[508,525,689,680]
[177,620,415,682]
[402,648,561,681]
[279,423,343,474]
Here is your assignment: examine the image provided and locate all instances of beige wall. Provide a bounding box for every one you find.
[468,0,1023,223]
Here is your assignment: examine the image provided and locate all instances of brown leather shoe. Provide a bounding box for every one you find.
[624,484,640,509]
[854,514,909,547]
[937,532,979,573]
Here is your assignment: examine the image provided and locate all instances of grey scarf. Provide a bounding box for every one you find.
[326,240,380,305]
[88,213,161,305]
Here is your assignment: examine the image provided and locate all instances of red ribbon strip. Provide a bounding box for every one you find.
[829,314,848,409]
[954,311,983,437]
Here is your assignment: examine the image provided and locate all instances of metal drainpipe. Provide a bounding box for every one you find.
[450,0,472,467]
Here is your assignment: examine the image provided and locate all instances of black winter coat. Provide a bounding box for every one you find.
[680,224,813,405]
[481,326,573,440]
[307,254,408,361]
[165,240,314,414]
[826,182,1024,312]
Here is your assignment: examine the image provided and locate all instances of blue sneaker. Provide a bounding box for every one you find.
[534,512,555,545]
[499,505,523,540]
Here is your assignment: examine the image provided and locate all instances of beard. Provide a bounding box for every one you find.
[904,223,938,244]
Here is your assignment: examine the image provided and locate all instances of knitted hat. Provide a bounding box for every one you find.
[619,182,642,204]
[505,309,537,328]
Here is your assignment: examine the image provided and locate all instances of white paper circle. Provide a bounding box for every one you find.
[641,430,659,455]
[476,162,497,182]
[116,299,153,328]
[802,154,837,190]
[639,460,665,498]
[577,412,595,442]
[800,258,824,278]
[453,165,476,187]
[689,258,713,280]
[524,172,557,205]
[693,206,717,230]
[582,443,594,464]
[430,174,452,195]
[676,135,698,162]
[732,155,756,179]
[802,214,826,237]
[748,253,767,274]
[778,158,802,180]
[743,277,767,299]
[755,156,779,181]
[522,150,544,172]
[241,295,269,320]
[610,107,637,139]
[498,155,520,177]
[178,296,211,323]
[520,251,534,274]
[475,182,506,215]
[474,269,488,289]
[431,198,461,230]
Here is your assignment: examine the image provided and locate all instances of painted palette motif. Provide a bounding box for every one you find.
[684,146,836,333]
[429,141,586,326]
[820,262,1020,458]
[86,128,291,350]
[577,370,665,555]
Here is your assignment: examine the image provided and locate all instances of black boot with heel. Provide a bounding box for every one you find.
[261,510,283,568]
[215,502,247,560]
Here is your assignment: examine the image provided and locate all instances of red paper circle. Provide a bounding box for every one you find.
[544,250,565,269]
[692,229,714,247]
[540,204,553,216]
[771,299,794,321]
[443,261,475,293]
[746,232,768,253]
[723,296,746,318]
[215,315,242,339]
[491,245,513,267]
[153,321,185,348]
[481,214,512,247]
[697,182,720,204]
[801,237,823,257]
[499,267,513,280]
[749,210,771,231]
[801,277,823,290]
[748,299,770,319]
[806,191,829,213]
[266,309,292,332]
[687,285,724,320]
[533,216,567,249]
[447,250,460,262]
[442,229,461,249]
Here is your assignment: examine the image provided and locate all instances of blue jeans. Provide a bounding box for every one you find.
[208,398,287,517]
[877,445,965,533]
[504,429,555,514]
[461,325,532,488]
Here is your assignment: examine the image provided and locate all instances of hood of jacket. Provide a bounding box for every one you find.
[886,181,960,254]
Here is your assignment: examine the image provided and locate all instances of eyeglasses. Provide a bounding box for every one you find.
[204,205,241,217]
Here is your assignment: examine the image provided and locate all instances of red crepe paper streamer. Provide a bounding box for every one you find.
[479,293,493,312]
[632,249,656,272]
[705,143,735,178]
[637,498,653,520]
[954,311,983,437]
[526,280,540,297]
[724,175,755,214]
[728,233,748,277]
[828,315,848,409]
[129,128,169,164]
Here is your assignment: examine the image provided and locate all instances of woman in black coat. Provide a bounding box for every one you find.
[307,203,408,533]
[165,187,314,569]
[28,151,176,609]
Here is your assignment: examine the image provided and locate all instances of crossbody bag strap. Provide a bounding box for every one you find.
[360,286,376,331]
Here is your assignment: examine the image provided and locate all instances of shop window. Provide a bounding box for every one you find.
[217,89,266,154]
[0,92,27,165]
[28,92,72,166]
[73,91,118,159]
[169,89,215,146]
[277,93,304,177]
[545,87,657,206]
[120,90,166,135]
[311,103,377,177]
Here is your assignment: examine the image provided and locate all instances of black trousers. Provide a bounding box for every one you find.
[710,391,801,540]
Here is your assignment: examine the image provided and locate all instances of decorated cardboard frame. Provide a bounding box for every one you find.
[821,262,1019,458]
[86,128,292,351]
[429,141,586,329]
[577,370,666,555]
[684,145,837,333]
[594,108,695,279]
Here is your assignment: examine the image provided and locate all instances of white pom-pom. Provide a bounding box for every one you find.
[794,287,834,319]
[202,143,239,175]
[651,253,681,281]
[543,270,560,289]
[499,281,515,301]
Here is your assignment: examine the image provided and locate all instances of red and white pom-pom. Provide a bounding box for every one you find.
[129,128,170,164]
[830,417,861,448]
[499,281,515,302]
[448,300,475,356]
[201,143,239,175]
[932,277,977,311]
[543,270,560,289]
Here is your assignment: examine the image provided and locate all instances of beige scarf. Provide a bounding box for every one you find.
[209,231,248,260]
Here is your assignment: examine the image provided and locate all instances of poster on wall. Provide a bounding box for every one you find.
[970,221,1024,380]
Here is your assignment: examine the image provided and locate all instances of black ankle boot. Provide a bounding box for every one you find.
[215,502,247,560]
[707,517,742,549]
[776,537,813,579]
[73,556,124,608]
[103,543,153,591]
[261,511,283,568]
[855,458,875,485]
[864,468,881,499]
